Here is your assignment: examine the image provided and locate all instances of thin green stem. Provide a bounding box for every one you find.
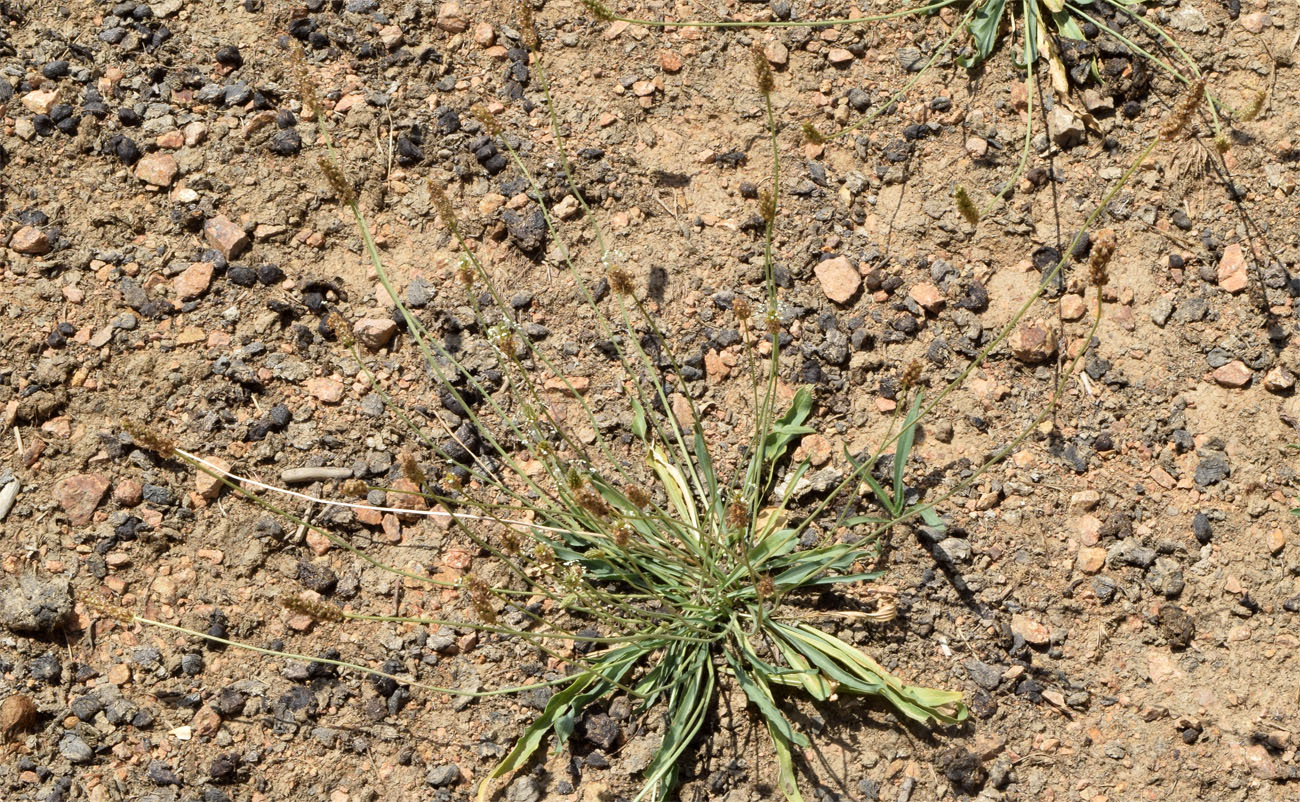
[135,616,580,697]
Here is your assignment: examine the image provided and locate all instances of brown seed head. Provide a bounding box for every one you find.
[400,452,426,487]
[608,267,634,296]
[326,310,354,346]
[455,259,476,288]
[734,299,753,338]
[732,297,752,325]
[282,595,346,623]
[765,308,781,336]
[1214,134,1231,154]
[472,104,503,136]
[517,1,540,51]
[318,157,356,205]
[442,470,464,492]
[1088,228,1116,288]
[81,596,136,624]
[758,191,777,224]
[576,486,613,518]
[611,521,631,548]
[489,322,517,355]
[427,179,458,231]
[1159,78,1205,141]
[341,478,368,498]
[464,574,491,599]
[471,600,497,625]
[532,541,556,566]
[901,360,922,391]
[801,121,826,145]
[464,575,498,624]
[757,574,775,597]
[499,528,521,554]
[751,42,774,95]
[625,485,651,508]
[566,469,583,491]
[289,43,321,120]
[122,420,176,457]
[726,500,749,531]
[1240,89,1265,122]
[954,185,979,226]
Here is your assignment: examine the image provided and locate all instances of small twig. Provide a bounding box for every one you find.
[1139,220,1199,252]
[385,108,394,181]
[1078,370,1095,397]
[896,776,916,802]
[1258,39,1278,120]
[177,449,606,539]
[13,426,22,458]
[294,501,315,543]
[654,193,688,240]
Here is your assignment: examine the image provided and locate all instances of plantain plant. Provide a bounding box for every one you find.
[103,10,1203,802]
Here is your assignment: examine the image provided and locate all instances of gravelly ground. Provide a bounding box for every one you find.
[4,0,1300,801]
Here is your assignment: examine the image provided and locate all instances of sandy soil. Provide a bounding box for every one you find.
[3,0,1300,800]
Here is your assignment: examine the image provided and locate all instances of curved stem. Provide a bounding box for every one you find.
[135,616,583,697]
